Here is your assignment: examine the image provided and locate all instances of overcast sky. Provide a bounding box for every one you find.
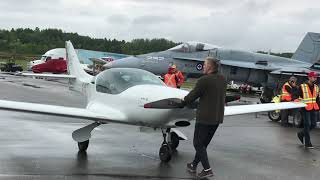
[0,0,319,52]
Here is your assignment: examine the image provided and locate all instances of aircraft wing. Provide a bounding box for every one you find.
[0,100,126,124]
[270,66,315,76]
[220,60,278,71]
[225,102,305,116]
[144,98,305,116]
[173,57,203,61]
[16,72,76,79]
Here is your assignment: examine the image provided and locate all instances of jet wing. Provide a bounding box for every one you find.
[270,66,315,76]
[16,72,76,79]
[220,60,278,71]
[173,57,278,71]
[0,100,127,124]
[173,57,204,61]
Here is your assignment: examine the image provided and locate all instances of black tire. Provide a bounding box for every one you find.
[78,140,89,152]
[293,112,303,128]
[268,111,281,122]
[159,144,172,162]
[169,132,179,150]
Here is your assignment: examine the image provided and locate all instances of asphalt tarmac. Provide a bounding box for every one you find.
[0,74,319,180]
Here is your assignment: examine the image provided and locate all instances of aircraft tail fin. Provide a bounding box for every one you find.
[65,41,93,92]
[292,32,320,64]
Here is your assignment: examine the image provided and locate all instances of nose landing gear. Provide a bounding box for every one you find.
[159,128,180,162]
[78,140,89,152]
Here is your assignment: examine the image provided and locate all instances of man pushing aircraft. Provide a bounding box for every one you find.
[181,57,226,179]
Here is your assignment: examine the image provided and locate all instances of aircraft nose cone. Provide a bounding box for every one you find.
[103,56,141,69]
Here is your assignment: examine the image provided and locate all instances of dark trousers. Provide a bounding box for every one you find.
[299,110,317,145]
[192,123,219,170]
[281,109,289,125]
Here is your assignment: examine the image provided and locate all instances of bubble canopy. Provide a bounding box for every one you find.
[96,68,165,94]
[168,42,219,52]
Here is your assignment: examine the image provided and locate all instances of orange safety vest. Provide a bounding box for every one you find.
[281,82,292,101]
[300,83,319,111]
[175,71,185,87]
[164,74,177,88]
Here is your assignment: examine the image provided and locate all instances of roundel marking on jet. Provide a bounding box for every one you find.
[196,63,203,71]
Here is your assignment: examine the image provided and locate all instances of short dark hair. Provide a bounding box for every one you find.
[205,57,220,71]
[289,76,297,83]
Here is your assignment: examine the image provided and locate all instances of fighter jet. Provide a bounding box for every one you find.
[0,41,305,162]
[104,32,320,88]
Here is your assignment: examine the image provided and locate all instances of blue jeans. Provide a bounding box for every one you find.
[192,123,219,170]
[300,110,317,145]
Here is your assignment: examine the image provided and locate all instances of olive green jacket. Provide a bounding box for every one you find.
[184,72,227,125]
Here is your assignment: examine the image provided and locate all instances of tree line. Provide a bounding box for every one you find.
[0,28,179,56]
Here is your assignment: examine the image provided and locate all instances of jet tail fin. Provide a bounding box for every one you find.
[65,41,93,92]
[292,32,320,64]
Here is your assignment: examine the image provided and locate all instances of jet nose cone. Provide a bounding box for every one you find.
[103,56,141,69]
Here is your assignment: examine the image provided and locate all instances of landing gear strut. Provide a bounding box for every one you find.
[159,129,172,162]
[159,128,180,162]
[72,122,102,152]
[78,140,89,152]
[169,132,179,150]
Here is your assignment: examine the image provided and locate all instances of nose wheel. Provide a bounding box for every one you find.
[159,129,180,162]
[159,143,172,162]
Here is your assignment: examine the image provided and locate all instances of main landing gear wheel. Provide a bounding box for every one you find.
[78,140,89,152]
[169,132,179,150]
[268,111,281,122]
[159,144,172,162]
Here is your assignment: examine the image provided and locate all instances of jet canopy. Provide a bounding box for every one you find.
[168,42,219,53]
[96,68,165,94]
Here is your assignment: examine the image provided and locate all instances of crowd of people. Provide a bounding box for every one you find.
[280,72,319,149]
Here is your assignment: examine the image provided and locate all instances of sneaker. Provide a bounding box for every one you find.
[186,163,197,173]
[297,132,304,145]
[305,144,314,149]
[197,169,214,179]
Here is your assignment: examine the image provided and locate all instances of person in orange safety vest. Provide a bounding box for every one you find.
[296,71,319,149]
[171,64,185,89]
[164,67,177,88]
[280,76,298,127]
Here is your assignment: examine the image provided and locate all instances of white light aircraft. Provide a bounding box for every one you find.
[0,41,306,162]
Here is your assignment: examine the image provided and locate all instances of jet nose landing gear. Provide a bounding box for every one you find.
[159,128,181,162]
